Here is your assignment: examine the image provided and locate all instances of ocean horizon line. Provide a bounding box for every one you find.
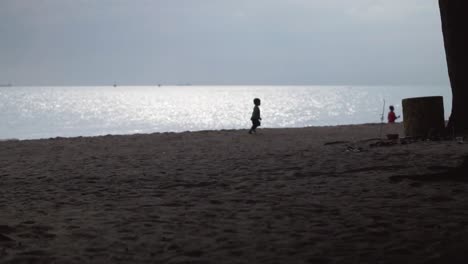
[1,84,449,88]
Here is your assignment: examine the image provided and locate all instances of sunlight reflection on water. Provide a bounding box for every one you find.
[0,85,451,139]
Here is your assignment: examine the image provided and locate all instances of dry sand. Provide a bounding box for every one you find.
[1,123,468,263]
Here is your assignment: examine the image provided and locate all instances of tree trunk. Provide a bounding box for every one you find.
[402,96,445,138]
[439,0,468,135]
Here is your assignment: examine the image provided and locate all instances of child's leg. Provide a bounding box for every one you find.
[252,120,260,133]
[249,124,256,133]
[249,121,258,133]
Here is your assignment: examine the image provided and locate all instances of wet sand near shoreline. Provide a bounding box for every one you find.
[1,123,468,263]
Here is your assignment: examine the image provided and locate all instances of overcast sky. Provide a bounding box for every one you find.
[0,0,449,86]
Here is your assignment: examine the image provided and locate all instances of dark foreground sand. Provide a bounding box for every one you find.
[1,123,468,263]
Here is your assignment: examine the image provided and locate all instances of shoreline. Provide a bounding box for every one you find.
[1,122,402,142]
[1,123,468,263]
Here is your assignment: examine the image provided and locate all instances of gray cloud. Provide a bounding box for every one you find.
[0,0,448,85]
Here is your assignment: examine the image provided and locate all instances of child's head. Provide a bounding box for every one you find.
[253,98,261,106]
[389,105,394,111]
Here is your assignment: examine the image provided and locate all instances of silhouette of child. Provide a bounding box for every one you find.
[249,98,261,134]
[388,105,400,123]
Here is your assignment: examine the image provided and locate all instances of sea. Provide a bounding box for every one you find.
[0,85,451,140]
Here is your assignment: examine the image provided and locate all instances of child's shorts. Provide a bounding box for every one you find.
[251,119,261,126]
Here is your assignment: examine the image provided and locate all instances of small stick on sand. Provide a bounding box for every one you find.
[378,99,386,139]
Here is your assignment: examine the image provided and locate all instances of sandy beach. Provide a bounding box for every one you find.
[1,123,468,263]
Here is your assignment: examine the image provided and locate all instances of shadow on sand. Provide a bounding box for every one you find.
[389,156,468,183]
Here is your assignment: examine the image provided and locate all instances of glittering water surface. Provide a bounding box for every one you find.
[0,85,451,139]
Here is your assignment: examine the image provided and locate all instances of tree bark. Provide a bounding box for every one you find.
[402,96,445,138]
[439,0,468,135]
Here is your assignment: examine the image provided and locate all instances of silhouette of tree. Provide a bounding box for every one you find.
[439,0,468,134]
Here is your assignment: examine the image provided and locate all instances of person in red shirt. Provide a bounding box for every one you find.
[388,105,400,123]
